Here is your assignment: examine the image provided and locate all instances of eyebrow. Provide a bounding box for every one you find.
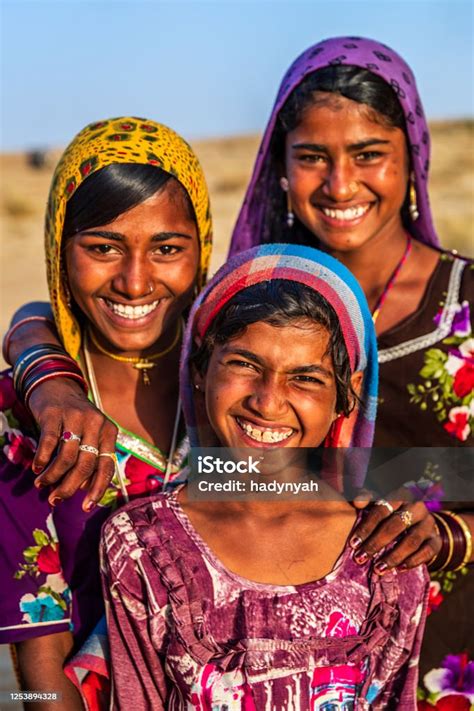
[292,138,391,152]
[78,230,193,242]
[223,347,333,378]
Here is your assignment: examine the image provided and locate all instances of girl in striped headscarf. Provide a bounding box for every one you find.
[101,244,429,710]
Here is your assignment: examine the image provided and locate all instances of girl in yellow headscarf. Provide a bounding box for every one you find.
[0,117,212,707]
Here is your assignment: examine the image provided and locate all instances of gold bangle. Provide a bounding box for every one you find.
[433,512,454,571]
[443,511,473,571]
[428,519,441,567]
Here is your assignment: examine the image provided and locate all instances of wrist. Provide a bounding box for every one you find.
[4,318,58,364]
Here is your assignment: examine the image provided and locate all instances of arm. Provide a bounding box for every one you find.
[3,302,118,510]
[15,632,83,711]
[101,518,169,710]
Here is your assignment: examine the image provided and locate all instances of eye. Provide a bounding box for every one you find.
[86,243,119,256]
[154,244,183,256]
[355,150,384,162]
[295,153,326,164]
[227,359,257,370]
[293,375,324,384]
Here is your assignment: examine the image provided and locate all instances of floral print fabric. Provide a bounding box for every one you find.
[0,370,185,647]
[101,491,429,710]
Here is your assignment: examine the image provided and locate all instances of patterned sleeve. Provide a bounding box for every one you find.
[100,510,169,710]
[0,373,72,642]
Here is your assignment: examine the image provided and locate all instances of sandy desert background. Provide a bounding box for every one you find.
[1,120,473,362]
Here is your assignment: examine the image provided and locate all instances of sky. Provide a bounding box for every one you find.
[1,0,473,151]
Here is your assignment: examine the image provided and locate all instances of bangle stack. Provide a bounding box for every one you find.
[2,316,56,364]
[13,344,88,411]
[430,511,472,572]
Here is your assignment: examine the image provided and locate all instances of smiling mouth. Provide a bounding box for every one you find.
[320,203,371,221]
[102,298,160,320]
[236,416,294,444]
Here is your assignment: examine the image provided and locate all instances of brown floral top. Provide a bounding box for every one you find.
[376,253,473,447]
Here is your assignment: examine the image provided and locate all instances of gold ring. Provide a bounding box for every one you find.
[98,452,118,464]
[79,444,99,456]
[397,509,413,528]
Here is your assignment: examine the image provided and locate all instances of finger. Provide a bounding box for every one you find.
[32,414,63,475]
[34,425,83,487]
[48,448,99,504]
[375,521,441,572]
[349,498,404,550]
[83,422,119,511]
[398,536,442,570]
[46,422,100,502]
[352,488,375,509]
[352,502,428,562]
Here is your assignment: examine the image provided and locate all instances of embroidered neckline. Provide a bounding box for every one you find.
[378,258,467,363]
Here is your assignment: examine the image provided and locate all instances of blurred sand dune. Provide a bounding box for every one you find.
[1,122,473,358]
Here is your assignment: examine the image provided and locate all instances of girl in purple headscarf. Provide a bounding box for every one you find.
[228,36,473,707]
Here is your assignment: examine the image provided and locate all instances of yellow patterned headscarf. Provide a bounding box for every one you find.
[45,116,212,359]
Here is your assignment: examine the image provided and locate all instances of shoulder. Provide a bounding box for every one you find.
[101,492,174,563]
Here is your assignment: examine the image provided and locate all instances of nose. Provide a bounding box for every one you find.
[322,158,358,202]
[112,254,153,300]
[246,373,288,421]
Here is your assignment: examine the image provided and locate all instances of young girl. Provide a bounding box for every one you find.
[227,36,473,688]
[0,117,212,706]
[102,244,429,710]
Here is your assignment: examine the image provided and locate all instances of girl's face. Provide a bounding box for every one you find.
[65,181,199,355]
[197,319,361,450]
[284,93,409,253]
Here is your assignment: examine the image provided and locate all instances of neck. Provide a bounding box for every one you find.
[327,225,410,309]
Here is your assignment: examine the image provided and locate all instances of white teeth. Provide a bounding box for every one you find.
[237,418,293,443]
[322,205,369,221]
[105,299,159,319]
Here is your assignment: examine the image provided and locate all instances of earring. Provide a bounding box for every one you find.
[279,177,294,228]
[409,173,419,221]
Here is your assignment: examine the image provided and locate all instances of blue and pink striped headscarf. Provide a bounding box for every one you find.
[229,36,440,255]
[180,244,378,462]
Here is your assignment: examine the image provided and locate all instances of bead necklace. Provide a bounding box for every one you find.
[372,235,412,324]
[88,320,182,385]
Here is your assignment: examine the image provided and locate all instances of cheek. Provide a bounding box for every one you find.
[162,250,200,296]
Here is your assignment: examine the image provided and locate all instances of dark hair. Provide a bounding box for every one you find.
[62,163,195,240]
[267,65,409,244]
[191,280,360,416]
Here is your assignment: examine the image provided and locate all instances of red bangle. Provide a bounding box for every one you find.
[24,371,88,410]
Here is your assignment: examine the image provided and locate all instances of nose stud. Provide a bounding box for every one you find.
[348,180,359,194]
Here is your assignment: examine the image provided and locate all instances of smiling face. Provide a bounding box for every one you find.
[64,181,199,356]
[198,319,347,451]
[284,93,409,253]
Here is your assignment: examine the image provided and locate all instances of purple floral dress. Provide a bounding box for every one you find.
[102,489,429,710]
[0,370,186,648]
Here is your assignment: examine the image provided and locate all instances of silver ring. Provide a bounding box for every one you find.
[79,444,99,456]
[61,431,81,443]
[397,509,414,528]
[375,499,394,515]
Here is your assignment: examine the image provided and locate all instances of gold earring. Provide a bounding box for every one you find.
[279,177,294,228]
[409,173,419,221]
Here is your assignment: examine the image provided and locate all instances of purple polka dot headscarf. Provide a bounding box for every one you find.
[229,36,440,255]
